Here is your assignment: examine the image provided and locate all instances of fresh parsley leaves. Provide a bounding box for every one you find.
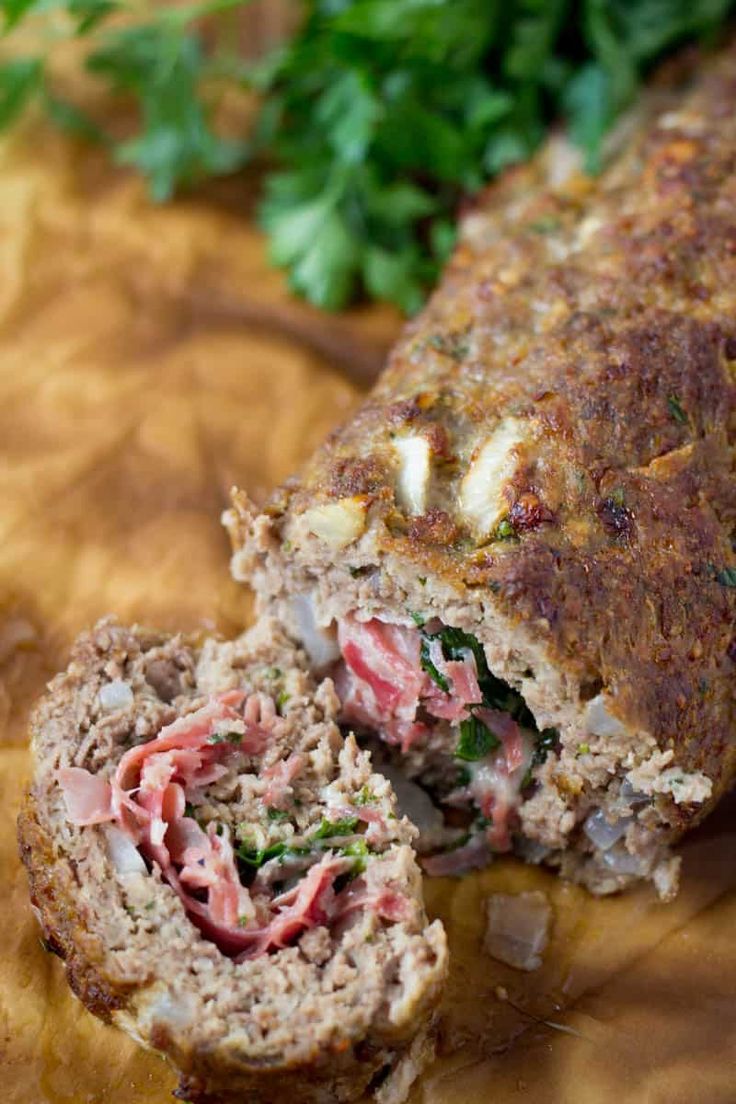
[2,0,734,310]
[236,839,291,867]
[236,816,367,876]
[311,816,359,839]
[419,635,450,693]
[417,621,559,773]
[420,623,536,728]
[455,715,500,761]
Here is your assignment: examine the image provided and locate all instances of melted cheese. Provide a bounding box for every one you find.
[394,434,431,516]
[459,418,526,537]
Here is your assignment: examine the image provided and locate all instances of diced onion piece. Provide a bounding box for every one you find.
[393,435,431,516]
[144,990,196,1029]
[377,765,444,839]
[458,418,525,537]
[301,497,366,549]
[619,779,650,807]
[584,693,627,738]
[484,890,551,971]
[104,825,147,876]
[99,679,134,712]
[601,845,648,877]
[289,594,340,668]
[584,808,632,852]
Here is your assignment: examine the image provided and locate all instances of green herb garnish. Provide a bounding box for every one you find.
[354,786,376,806]
[427,332,470,361]
[419,635,450,693]
[716,566,736,588]
[455,715,500,761]
[236,840,289,867]
[420,624,536,728]
[311,817,359,840]
[267,808,290,822]
[275,690,290,715]
[667,395,688,425]
[2,2,732,311]
[495,518,516,541]
[528,216,561,234]
[208,730,243,745]
[340,837,370,874]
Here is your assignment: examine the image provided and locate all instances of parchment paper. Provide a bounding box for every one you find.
[0,117,733,1104]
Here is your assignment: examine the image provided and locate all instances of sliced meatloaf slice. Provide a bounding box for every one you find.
[17,617,447,1104]
[225,41,736,901]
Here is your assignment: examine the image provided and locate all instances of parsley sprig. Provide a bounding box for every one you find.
[1,0,733,310]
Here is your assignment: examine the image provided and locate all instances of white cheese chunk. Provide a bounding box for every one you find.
[394,435,431,516]
[459,417,526,537]
[301,497,366,549]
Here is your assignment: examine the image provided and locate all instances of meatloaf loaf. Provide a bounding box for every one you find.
[226,42,736,900]
[18,617,447,1104]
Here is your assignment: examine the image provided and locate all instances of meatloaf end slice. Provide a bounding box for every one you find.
[18,617,447,1104]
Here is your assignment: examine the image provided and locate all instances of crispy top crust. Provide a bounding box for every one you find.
[246,44,736,808]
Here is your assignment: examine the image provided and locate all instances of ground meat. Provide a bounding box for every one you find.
[225,40,736,898]
[18,618,447,1104]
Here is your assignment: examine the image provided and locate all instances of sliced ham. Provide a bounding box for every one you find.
[338,616,426,721]
[333,615,541,864]
[57,687,411,960]
[57,767,114,826]
[58,692,274,951]
[476,708,525,773]
[235,853,350,960]
[262,753,305,807]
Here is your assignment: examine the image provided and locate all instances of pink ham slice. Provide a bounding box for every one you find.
[58,767,114,826]
[262,752,306,807]
[57,688,412,959]
[337,613,428,750]
[58,691,272,953]
[476,708,525,773]
[334,617,534,860]
[337,616,486,736]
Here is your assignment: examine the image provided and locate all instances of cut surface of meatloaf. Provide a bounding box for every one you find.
[18,617,447,1104]
[225,41,736,901]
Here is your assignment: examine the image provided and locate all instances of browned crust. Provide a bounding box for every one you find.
[17,797,139,1021]
[241,42,736,830]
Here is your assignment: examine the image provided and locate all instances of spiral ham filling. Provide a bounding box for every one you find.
[57,690,410,959]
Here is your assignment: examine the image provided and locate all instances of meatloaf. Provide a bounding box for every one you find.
[226,42,736,900]
[18,618,447,1104]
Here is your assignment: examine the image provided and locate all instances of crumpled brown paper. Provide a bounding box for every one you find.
[0,117,734,1104]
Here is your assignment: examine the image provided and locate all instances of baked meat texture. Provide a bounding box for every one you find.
[226,43,736,900]
[18,618,447,1104]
